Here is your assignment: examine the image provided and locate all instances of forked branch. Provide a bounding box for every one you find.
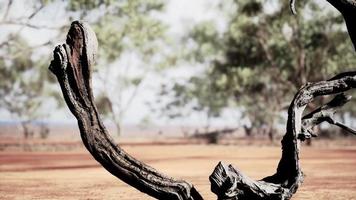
[210,72,356,200]
[49,21,203,200]
[49,16,355,200]
[299,93,355,140]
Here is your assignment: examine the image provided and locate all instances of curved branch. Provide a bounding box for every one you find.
[49,21,203,200]
[210,72,356,200]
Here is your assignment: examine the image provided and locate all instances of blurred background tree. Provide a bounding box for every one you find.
[0,0,59,139]
[0,0,169,137]
[75,0,168,136]
[160,0,356,141]
[0,0,354,142]
[0,35,48,139]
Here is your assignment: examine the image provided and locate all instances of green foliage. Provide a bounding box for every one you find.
[186,21,223,62]
[0,0,168,136]
[65,0,168,135]
[87,0,167,64]
[0,34,47,120]
[162,0,356,133]
[68,0,114,10]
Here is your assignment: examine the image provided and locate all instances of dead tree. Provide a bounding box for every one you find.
[49,21,203,200]
[210,72,356,200]
[208,1,356,199]
[49,3,355,199]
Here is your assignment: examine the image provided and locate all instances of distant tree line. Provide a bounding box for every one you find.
[0,0,354,142]
[0,0,168,138]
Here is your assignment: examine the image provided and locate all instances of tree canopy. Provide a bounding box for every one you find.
[0,0,168,136]
[161,0,356,138]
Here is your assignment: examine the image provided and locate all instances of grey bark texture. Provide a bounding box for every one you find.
[210,0,356,197]
[210,72,356,200]
[206,1,356,199]
[49,4,356,200]
[49,21,203,200]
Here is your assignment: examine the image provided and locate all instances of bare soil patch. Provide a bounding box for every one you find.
[1,144,356,199]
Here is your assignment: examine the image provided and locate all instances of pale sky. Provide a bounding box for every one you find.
[0,0,248,127]
[0,0,348,129]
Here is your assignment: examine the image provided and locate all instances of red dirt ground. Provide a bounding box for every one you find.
[1,143,356,199]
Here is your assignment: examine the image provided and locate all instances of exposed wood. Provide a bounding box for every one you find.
[210,0,356,197]
[49,21,203,200]
[298,93,354,140]
[49,7,356,200]
[210,72,356,200]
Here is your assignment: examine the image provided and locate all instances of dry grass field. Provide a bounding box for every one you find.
[1,142,356,200]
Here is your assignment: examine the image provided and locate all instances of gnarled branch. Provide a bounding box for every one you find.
[49,14,355,200]
[210,72,356,200]
[49,21,203,200]
[298,93,355,140]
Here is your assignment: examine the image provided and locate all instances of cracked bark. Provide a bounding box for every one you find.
[210,72,356,200]
[49,8,355,200]
[209,0,356,197]
[206,2,356,199]
[49,21,203,200]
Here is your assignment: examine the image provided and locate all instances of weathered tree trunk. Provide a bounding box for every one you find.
[209,0,356,196]
[49,5,355,200]
[209,72,356,200]
[49,21,203,200]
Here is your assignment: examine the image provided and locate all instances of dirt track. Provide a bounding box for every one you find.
[1,144,356,199]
